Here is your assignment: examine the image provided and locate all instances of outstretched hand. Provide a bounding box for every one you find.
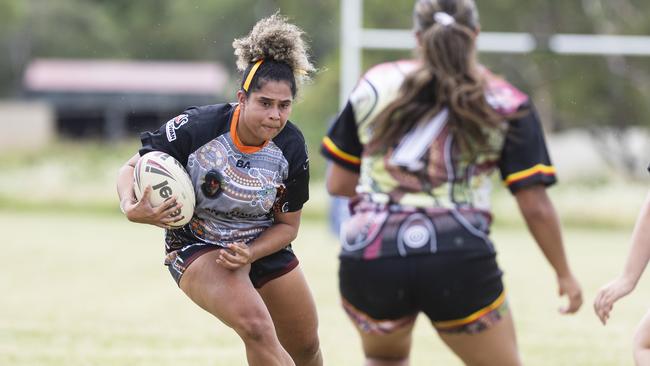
[593,277,635,325]
[558,273,583,315]
[122,185,184,229]
[216,242,252,270]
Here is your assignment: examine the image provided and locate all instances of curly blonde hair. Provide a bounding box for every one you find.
[233,12,314,85]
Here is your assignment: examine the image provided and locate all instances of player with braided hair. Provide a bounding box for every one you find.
[322,0,582,364]
[116,13,321,366]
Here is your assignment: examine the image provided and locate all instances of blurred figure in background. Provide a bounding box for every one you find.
[321,0,582,365]
[326,116,352,235]
[116,14,321,366]
[329,195,351,234]
[595,191,650,365]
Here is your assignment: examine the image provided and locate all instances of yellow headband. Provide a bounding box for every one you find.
[242,59,264,92]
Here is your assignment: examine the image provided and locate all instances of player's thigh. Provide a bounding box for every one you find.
[356,320,415,360]
[416,248,518,365]
[437,310,521,366]
[257,265,319,348]
[634,311,650,366]
[179,250,271,329]
[339,257,418,359]
[634,310,650,350]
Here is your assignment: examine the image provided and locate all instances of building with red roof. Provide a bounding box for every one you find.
[23,58,230,139]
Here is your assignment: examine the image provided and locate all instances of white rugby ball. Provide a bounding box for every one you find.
[133,151,195,228]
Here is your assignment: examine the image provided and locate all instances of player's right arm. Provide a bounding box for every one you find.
[499,102,582,315]
[321,102,362,197]
[116,152,181,228]
[515,185,582,315]
[594,191,650,324]
[326,163,358,197]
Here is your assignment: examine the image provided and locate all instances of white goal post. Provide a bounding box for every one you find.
[340,0,650,107]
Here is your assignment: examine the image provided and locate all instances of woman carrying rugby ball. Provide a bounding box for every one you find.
[116,13,321,366]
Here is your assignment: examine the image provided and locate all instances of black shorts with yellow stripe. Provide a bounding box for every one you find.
[339,247,506,334]
[165,243,299,289]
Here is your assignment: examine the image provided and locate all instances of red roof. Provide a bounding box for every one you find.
[24,59,229,95]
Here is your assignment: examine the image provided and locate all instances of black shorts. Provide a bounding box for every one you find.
[165,243,299,288]
[339,248,505,334]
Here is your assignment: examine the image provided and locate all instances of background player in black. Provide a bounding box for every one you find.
[595,189,650,365]
[116,14,321,366]
[322,1,582,365]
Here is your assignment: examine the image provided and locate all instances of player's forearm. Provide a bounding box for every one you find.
[117,165,136,202]
[248,222,299,262]
[619,194,650,286]
[524,206,571,277]
[116,154,140,210]
[516,186,572,277]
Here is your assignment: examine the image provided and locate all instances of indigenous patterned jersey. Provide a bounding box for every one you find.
[140,103,309,252]
[321,60,556,259]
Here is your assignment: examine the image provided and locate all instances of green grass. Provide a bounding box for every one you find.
[1,211,648,365]
[1,141,649,364]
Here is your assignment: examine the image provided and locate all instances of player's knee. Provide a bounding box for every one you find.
[290,335,321,362]
[232,316,276,344]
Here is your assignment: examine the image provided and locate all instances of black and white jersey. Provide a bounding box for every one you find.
[140,103,309,251]
[321,60,557,260]
[322,60,556,211]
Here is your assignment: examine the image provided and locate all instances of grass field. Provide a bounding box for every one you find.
[1,210,649,366]
[1,141,649,365]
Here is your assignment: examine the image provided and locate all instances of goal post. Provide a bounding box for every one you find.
[340,0,650,107]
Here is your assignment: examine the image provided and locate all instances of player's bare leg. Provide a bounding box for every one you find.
[347,318,415,366]
[633,310,650,365]
[180,250,294,366]
[259,265,323,366]
[437,311,521,366]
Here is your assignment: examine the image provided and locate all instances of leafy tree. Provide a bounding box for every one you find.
[0,0,649,176]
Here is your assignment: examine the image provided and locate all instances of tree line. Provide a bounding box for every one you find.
[1,0,649,173]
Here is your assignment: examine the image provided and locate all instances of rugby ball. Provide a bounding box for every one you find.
[133,151,195,228]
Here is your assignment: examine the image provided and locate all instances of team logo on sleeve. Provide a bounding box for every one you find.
[166,114,189,142]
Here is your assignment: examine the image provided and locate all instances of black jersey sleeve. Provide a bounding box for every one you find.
[139,104,232,166]
[274,123,310,213]
[320,102,362,172]
[139,107,199,166]
[498,102,557,193]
